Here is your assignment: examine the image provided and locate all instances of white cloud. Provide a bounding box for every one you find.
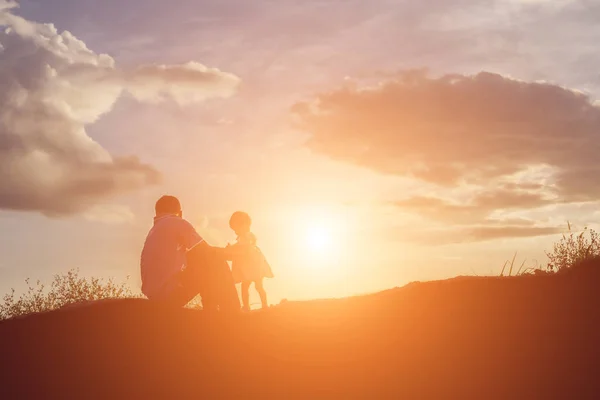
[124,62,239,105]
[0,0,17,12]
[83,204,135,225]
[0,4,240,216]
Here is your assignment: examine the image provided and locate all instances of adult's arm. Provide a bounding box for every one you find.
[187,240,230,261]
[178,218,230,262]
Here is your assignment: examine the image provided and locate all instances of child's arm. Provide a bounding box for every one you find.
[225,241,244,260]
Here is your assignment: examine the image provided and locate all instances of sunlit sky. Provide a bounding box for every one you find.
[2,0,600,303]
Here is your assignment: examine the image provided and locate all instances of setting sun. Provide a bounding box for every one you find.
[305,224,332,253]
[2,1,600,398]
[283,205,353,272]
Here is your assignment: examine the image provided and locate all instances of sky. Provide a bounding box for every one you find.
[2,0,600,304]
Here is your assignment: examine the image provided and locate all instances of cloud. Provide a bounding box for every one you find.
[123,62,240,105]
[0,4,240,216]
[393,186,552,225]
[464,225,561,241]
[83,204,135,225]
[0,1,17,11]
[392,224,562,246]
[293,70,600,241]
[294,71,600,193]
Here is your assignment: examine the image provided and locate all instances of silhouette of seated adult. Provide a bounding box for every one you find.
[140,195,240,311]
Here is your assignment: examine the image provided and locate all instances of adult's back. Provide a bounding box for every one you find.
[141,213,204,300]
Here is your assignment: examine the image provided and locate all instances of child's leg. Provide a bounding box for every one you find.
[241,281,251,311]
[254,278,268,309]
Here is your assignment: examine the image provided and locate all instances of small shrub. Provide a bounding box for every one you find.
[545,223,600,273]
[0,268,135,320]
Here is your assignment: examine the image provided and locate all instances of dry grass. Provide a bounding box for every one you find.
[546,222,600,273]
[498,222,600,277]
[0,268,135,320]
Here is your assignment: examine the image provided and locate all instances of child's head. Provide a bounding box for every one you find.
[229,211,251,235]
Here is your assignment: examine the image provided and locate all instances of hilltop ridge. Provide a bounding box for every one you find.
[1,263,599,399]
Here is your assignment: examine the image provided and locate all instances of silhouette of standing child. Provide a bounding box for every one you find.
[227,211,274,311]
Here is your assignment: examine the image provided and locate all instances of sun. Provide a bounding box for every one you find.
[305,224,333,253]
[292,207,348,265]
[280,203,354,272]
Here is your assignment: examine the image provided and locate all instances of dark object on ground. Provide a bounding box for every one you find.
[1,260,600,399]
[180,246,240,311]
[198,258,240,312]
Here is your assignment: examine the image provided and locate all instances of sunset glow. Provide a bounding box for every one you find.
[2,2,598,398]
[1,0,598,305]
[305,224,332,254]
[263,204,352,278]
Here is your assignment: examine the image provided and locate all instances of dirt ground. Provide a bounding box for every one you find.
[1,264,599,399]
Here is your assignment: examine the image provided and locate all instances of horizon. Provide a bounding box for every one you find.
[2,0,600,305]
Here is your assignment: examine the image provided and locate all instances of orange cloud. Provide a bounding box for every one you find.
[294,71,600,195]
[395,225,563,245]
[293,70,600,240]
[393,187,551,226]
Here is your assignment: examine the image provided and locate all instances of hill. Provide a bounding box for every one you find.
[1,262,599,399]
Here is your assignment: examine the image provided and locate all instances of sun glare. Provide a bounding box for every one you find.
[305,224,332,253]
[287,205,350,269]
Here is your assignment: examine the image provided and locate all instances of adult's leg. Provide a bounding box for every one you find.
[214,260,241,312]
[186,244,240,312]
[204,259,239,312]
[159,271,202,308]
[254,278,268,309]
[185,247,218,311]
[197,267,218,312]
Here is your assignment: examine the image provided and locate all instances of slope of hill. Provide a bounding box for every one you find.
[1,263,599,399]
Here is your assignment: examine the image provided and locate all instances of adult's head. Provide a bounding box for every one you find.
[155,195,182,217]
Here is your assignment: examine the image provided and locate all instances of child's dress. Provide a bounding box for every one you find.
[230,232,274,284]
